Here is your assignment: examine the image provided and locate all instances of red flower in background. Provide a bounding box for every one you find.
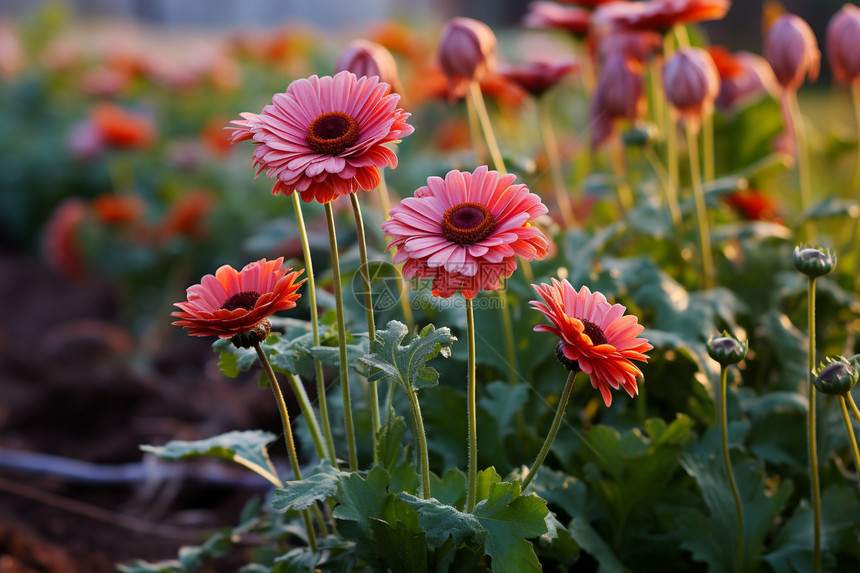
[498,59,577,97]
[524,2,591,37]
[92,194,146,225]
[42,198,88,280]
[724,189,780,221]
[172,258,305,338]
[91,103,156,149]
[531,279,652,407]
[159,190,214,240]
[593,0,730,33]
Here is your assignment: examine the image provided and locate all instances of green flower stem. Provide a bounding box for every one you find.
[807,276,821,573]
[663,34,680,210]
[253,341,318,552]
[465,298,478,512]
[719,365,745,570]
[839,395,860,490]
[350,193,380,463]
[703,110,715,183]
[291,193,338,465]
[377,171,415,331]
[685,120,715,289]
[786,90,817,244]
[848,393,860,425]
[405,386,431,499]
[465,89,486,162]
[538,97,575,228]
[522,370,578,490]
[610,133,634,212]
[284,372,326,461]
[852,82,860,194]
[324,202,358,472]
[643,144,681,228]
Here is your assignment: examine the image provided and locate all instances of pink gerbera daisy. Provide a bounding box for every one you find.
[229,71,413,204]
[382,166,549,299]
[172,258,306,338]
[531,279,652,406]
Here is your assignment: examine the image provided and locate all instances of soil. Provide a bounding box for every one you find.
[0,251,302,572]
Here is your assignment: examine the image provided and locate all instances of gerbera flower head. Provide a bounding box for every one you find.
[593,0,730,33]
[229,71,413,204]
[531,279,652,406]
[172,258,306,340]
[382,166,549,299]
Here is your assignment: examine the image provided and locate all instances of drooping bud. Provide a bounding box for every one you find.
[826,4,860,86]
[707,331,748,366]
[230,319,272,349]
[590,55,645,148]
[437,17,496,99]
[813,356,859,396]
[792,245,836,278]
[662,47,720,126]
[764,14,820,91]
[336,39,404,95]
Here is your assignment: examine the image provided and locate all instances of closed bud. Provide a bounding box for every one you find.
[813,357,859,396]
[662,47,720,122]
[591,55,645,148]
[336,39,404,95]
[793,245,836,278]
[826,4,860,86]
[230,319,272,349]
[437,17,496,99]
[708,331,748,366]
[764,14,820,91]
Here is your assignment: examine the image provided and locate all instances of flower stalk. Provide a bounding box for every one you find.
[324,202,358,472]
[350,192,380,461]
[253,341,318,552]
[522,370,578,490]
[538,98,575,227]
[292,194,338,464]
[785,90,817,244]
[685,120,715,289]
[719,363,745,569]
[465,297,478,512]
[839,395,860,490]
[807,275,821,573]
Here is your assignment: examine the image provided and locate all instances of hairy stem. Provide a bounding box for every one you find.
[839,395,860,491]
[522,370,578,490]
[324,202,358,472]
[406,386,431,499]
[685,121,715,289]
[808,276,821,573]
[283,372,326,461]
[786,90,817,244]
[720,365,745,570]
[465,298,478,512]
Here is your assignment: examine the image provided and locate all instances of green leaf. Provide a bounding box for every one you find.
[140,430,280,487]
[429,468,468,509]
[472,481,549,573]
[475,467,502,505]
[358,320,457,391]
[117,561,185,573]
[332,466,393,536]
[177,531,231,571]
[272,460,343,512]
[397,492,486,549]
[213,338,260,378]
[375,415,408,471]
[369,518,429,573]
[479,381,529,440]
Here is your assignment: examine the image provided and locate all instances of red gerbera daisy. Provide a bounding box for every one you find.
[531,279,652,406]
[593,0,729,33]
[172,258,306,338]
[382,166,549,299]
[229,71,413,204]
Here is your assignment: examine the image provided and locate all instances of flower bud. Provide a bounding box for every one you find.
[826,4,860,86]
[792,245,836,278]
[764,14,820,91]
[662,47,720,119]
[591,55,645,148]
[230,319,272,349]
[437,17,496,99]
[707,332,748,366]
[813,357,858,396]
[497,59,576,98]
[336,39,404,95]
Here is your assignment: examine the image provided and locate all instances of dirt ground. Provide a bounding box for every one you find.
[0,251,301,572]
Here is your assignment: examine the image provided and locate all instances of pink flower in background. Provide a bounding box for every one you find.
[764,13,819,91]
[531,279,652,406]
[524,2,591,37]
[662,47,720,121]
[554,0,620,7]
[710,48,777,109]
[498,59,577,97]
[437,17,497,99]
[336,39,404,95]
[590,55,645,148]
[172,258,305,338]
[383,166,549,299]
[0,24,24,79]
[230,71,413,204]
[827,4,860,85]
[597,29,663,62]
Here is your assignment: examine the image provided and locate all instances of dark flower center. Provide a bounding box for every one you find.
[582,319,608,346]
[306,111,360,155]
[441,202,496,245]
[555,341,581,373]
[220,291,261,311]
